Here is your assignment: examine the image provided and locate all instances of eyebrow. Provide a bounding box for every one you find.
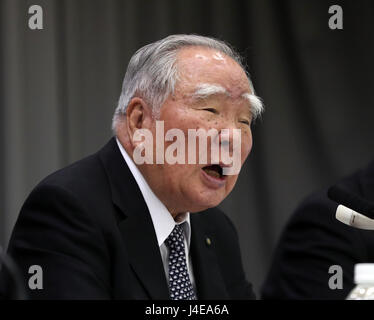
[241,93,264,119]
[192,83,264,118]
[191,83,229,99]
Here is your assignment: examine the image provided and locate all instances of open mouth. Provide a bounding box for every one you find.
[202,164,224,179]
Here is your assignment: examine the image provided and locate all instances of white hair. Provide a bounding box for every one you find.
[192,83,229,99]
[112,34,263,132]
[242,93,264,120]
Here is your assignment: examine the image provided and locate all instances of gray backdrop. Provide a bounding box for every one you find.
[1,0,373,296]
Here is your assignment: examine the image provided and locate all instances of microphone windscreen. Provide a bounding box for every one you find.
[328,185,374,219]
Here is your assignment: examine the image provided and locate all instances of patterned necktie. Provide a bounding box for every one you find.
[165,223,197,300]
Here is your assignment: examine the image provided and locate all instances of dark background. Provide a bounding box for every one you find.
[1,0,373,297]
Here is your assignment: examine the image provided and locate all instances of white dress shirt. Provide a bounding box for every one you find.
[116,138,195,289]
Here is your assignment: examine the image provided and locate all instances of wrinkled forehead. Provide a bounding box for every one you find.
[175,47,251,98]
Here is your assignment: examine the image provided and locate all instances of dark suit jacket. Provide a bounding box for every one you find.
[0,138,254,300]
[261,160,374,299]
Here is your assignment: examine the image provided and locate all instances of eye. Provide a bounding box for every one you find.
[203,108,218,114]
[239,119,251,126]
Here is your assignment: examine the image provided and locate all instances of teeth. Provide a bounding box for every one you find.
[204,168,221,179]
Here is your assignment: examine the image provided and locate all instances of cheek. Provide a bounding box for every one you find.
[163,113,201,136]
[163,163,197,183]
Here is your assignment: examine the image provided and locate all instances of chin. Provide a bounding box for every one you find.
[187,193,226,213]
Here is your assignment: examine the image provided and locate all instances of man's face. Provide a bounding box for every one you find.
[139,47,253,215]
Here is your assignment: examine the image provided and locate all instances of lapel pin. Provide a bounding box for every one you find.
[206,237,212,246]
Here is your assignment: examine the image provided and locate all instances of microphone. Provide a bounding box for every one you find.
[328,185,374,230]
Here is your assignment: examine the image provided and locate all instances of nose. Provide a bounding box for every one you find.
[210,119,241,161]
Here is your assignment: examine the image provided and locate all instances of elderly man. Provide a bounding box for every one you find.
[1,34,263,299]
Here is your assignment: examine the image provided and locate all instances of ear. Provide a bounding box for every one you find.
[126,97,153,147]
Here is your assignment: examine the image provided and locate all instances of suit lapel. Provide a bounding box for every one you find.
[190,214,229,299]
[99,138,169,299]
[118,210,169,299]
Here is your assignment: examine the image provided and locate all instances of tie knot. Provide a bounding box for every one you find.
[165,223,185,248]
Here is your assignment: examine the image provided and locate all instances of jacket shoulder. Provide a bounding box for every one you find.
[36,151,105,193]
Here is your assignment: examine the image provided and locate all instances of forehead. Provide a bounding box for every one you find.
[175,47,251,98]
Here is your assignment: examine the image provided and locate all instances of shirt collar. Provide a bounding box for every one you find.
[115,138,191,248]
